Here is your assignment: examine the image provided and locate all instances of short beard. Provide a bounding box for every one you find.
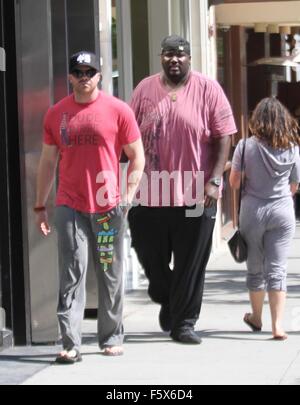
[164,67,190,85]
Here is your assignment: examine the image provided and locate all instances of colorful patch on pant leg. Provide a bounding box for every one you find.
[97,216,110,231]
[96,214,118,272]
[97,244,114,253]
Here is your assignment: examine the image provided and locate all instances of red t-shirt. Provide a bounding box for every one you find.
[43,91,141,213]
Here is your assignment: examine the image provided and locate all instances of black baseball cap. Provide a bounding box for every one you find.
[69,51,100,72]
[161,35,191,55]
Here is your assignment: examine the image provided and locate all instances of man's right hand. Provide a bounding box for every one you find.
[35,210,51,236]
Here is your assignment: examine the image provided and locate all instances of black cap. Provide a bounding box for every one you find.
[69,51,100,72]
[161,35,190,55]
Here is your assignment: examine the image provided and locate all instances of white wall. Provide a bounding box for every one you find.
[189,0,211,75]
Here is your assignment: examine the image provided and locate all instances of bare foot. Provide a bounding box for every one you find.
[59,350,68,357]
[272,328,288,340]
[58,349,78,358]
[272,334,288,341]
[55,349,82,363]
[103,346,124,356]
[243,313,262,331]
[63,349,78,358]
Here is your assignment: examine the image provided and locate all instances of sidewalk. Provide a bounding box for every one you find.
[1,227,300,385]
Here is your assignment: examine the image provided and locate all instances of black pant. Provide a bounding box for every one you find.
[128,206,216,331]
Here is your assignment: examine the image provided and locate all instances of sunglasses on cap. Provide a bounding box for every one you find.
[71,68,98,79]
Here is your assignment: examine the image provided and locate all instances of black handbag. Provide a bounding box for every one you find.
[228,229,247,263]
[228,140,247,263]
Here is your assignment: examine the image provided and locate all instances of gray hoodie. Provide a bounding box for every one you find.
[232,136,300,199]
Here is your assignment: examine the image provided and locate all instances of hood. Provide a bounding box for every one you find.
[256,138,298,178]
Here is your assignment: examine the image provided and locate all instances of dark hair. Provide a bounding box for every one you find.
[249,97,299,149]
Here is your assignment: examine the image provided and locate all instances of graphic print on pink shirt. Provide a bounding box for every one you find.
[130,72,237,207]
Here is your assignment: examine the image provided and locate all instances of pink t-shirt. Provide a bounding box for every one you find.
[43,91,141,213]
[130,72,237,206]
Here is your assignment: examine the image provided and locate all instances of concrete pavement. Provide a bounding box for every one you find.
[1,227,300,385]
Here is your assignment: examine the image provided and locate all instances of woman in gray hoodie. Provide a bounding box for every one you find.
[230,97,300,340]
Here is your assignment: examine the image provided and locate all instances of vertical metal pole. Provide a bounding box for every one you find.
[98,0,113,95]
[115,0,133,101]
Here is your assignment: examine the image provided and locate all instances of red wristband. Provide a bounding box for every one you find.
[33,206,46,212]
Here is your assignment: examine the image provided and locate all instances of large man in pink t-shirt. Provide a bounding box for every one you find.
[34,51,144,361]
[129,35,237,344]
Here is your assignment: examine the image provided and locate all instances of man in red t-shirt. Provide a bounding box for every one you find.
[129,35,236,344]
[35,51,144,361]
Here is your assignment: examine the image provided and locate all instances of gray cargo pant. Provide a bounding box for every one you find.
[55,205,125,351]
[240,195,295,291]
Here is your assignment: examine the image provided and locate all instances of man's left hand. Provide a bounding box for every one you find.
[204,183,219,207]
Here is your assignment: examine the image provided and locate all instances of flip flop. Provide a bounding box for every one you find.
[243,313,262,332]
[55,349,82,364]
[102,346,124,356]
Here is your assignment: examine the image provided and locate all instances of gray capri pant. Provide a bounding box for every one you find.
[55,205,125,351]
[240,195,295,292]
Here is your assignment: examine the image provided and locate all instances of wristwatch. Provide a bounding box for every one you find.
[209,177,222,187]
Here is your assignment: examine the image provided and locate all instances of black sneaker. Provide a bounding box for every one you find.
[159,304,171,332]
[170,329,202,344]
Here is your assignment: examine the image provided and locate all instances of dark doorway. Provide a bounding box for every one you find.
[0,0,30,346]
